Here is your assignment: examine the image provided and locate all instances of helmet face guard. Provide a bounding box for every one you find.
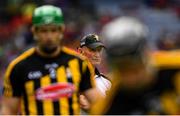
[32,5,64,26]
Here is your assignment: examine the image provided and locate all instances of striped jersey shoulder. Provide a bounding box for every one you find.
[61,47,94,78]
[150,50,180,68]
[6,48,35,73]
[62,47,86,60]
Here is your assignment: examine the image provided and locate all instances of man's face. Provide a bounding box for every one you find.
[32,24,64,53]
[81,46,104,65]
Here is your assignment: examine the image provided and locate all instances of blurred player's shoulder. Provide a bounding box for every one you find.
[9,47,35,64]
[5,47,35,74]
[62,46,86,60]
[150,50,180,68]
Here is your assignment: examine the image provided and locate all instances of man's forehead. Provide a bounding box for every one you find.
[83,46,104,51]
[92,46,104,50]
[36,24,61,29]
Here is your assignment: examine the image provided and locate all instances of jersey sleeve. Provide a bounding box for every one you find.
[3,62,23,97]
[79,59,96,92]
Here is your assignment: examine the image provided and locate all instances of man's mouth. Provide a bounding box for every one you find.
[92,58,100,61]
[40,45,58,54]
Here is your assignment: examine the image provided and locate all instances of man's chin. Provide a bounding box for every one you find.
[92,61,101,65]
[40,46,58,54]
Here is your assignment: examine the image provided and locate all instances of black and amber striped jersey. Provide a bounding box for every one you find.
[94,50,180,115]
[150,50,180,114]
[3,47,96,115]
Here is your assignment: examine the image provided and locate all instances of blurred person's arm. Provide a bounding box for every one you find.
[79,60,103,111]
[1,57,23,115]
[83,87,103,104]
[79,75,111,111]
[90,77,120,115]
[79,94,90,110]
[80,88,103,113]
[0,97,20,114]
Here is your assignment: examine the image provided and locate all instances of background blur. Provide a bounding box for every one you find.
[0,0,179,103]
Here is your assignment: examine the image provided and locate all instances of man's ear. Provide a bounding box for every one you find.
[59,24,65,34]
[77,47,84,54]
[58,24,65,40]
[31,26,35,34]
[31,26,38,41]
[60,24,65,32]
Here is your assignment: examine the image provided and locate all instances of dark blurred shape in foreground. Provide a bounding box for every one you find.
[91,16,180,115]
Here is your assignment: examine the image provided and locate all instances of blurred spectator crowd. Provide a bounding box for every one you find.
[0,0,179,95]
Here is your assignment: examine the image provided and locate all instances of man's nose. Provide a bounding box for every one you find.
[45,31,53,39]
[47,31,53,36]
[94,51,101,57]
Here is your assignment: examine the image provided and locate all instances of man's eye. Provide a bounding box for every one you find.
[51,28,58,32]
[39,29,48,33]
[92,48,103,52]
[90,49,96,52]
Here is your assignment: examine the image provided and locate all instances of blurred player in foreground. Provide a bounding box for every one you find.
[1,5,101,115]
[77,34,111,111]
[91,16,180,114]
